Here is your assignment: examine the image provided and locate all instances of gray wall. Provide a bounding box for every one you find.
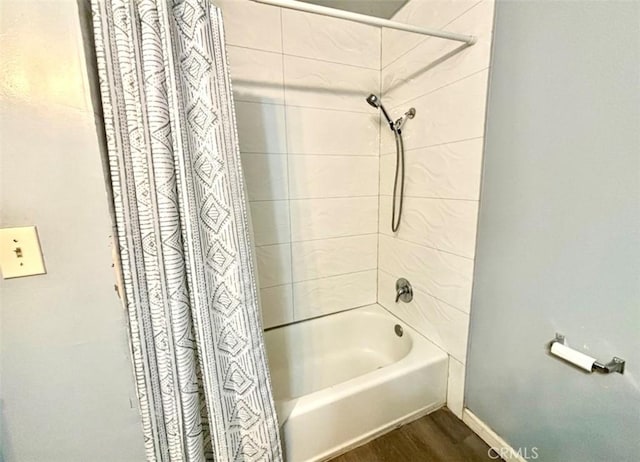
[0,1,145,460]
[466,1,640,461]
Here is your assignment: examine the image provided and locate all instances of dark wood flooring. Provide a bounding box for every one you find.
[329,407,499,462]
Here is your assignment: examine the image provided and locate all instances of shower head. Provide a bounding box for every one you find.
[366,94,380,108]
[365,94,395,131]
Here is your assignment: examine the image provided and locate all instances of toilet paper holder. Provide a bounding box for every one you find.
[551,333,625,374]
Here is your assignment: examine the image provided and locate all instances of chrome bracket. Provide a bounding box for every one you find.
[593,357,626,374]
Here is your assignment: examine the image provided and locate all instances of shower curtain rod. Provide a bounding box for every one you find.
[251,0,476,45]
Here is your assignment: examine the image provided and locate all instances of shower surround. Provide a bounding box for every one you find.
[220,0,382,328]
[378,0,495,418]
[219,0,495,429]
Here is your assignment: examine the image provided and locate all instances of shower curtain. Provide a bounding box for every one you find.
[91,1,282,461]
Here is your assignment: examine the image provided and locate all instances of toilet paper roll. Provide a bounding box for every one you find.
[550,341,595,371]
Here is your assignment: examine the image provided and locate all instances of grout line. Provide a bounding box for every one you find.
[255,242,291,249]
[248,199,289,204]
[301,233,376,244]
[378,232,475,261]
[288,195,378,202]
[379,136,483,155]
[255,232,377,249]
[278,6,296,323]
[242,153,380,162]
[227,43,381,71]
[283,51,380,71]
[379,231,475,261]
[253,232,379,246]
[378,194,479,202]
[248,195,478,203]
[290,233,380,244]
[255,193,378,201]
[242,151,379,157]
[448,352,467,368]
[275,152,379,158]
[234,98,373,115]
[387,67,489,112]
[227,43,283,57]
[380,0,485,71]
[294,268,377,285]
[378,268,471,316]
[259,268,377,290]
[376,23,383,306]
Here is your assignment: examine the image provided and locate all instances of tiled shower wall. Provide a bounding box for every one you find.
[221,0,494,415]
[217,0,381,328]
[377,0,495,418]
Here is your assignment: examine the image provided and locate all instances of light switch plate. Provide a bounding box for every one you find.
[0,226,47,279]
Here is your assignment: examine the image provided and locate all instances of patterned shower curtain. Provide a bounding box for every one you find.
[91,1,282,461]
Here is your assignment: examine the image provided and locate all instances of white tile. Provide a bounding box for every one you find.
[288,156,378,199]
[249,201,290,246]
[294,270,376,320]
[227,46,284,104]
[285,106,379,156]
[282,9,380,69]
[379,196,478,258]
[290,197,378,241]
[381,0,481,68]
[216,0,282,52]
[235,101,287,154]
[447,357,466,418]
[380,138,483,200]
[378,234,473,312]
[241,154,288,201]
[283,55,379,112]
[260,285,294,328]
[292,235,378,282]
[378,270,469,362]
[382,0,495,108]
[255,244,292,288]
[380,70,490,153]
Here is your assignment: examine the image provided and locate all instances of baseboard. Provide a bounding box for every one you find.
[462,409,527,462]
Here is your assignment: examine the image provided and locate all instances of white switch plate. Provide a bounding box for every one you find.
[0,226,47,279]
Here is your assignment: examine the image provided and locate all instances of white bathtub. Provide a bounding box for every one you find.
[264,304,448,462]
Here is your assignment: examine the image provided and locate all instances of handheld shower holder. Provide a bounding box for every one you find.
[394,108,416,132]
[365,94,416,233]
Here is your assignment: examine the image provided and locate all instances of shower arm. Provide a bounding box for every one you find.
[250,0,477,45]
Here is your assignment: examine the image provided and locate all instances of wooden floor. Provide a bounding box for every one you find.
[329,408,499,462]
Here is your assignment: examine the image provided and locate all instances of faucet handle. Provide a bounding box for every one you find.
[395,278,413,303]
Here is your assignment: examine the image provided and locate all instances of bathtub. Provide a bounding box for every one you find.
[264,304,448,462]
